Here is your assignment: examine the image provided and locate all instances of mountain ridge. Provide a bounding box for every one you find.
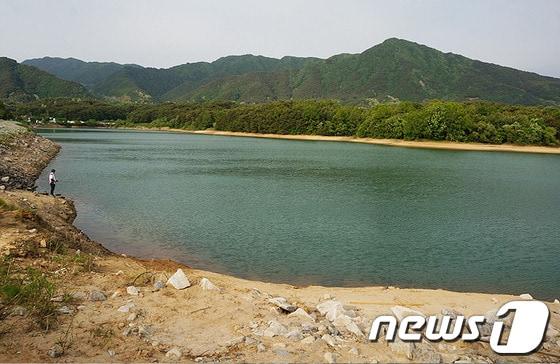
[19,38,560,104]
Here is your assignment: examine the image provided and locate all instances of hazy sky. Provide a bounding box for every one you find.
[1,0,559,77]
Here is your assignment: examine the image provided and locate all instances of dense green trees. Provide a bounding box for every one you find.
[0,101,8,119]
[7,99,560,146]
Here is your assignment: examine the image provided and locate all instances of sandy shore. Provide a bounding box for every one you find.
[1,122,559,362]
[124,127,560,155]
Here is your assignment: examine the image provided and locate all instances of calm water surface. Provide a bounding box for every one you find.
[37,129,560,299]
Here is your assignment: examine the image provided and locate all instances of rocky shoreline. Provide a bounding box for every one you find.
[0,120,60,190]
[1,122,559,363]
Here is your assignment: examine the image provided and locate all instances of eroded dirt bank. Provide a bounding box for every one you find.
[1,122,559,363]
[0,120,60,190]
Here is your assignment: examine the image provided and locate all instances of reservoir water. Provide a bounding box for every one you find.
[37,129,560,299]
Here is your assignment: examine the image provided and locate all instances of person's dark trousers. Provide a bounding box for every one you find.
[50,182,56,196]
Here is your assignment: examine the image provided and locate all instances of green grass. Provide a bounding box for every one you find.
[0,198,17,211]
[0,256,57,329]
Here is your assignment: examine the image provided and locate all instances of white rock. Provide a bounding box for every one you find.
[1,176,9,182]
[127,312,138,321]
[324,352,337,364]
[48,344,64,358]
[263,320,288,337]
[244,336,257,345]
[126,286,140,296]
[390,305,425,321]
[554,299,559,304]
[117,302,135,313]
[268,296,297,312]
[317,300,352,321]
[389,337,414,360]
[199,277,219,291]
[57,306,73,314]
[153,280,165,291]
[167,269,191,289]
[333,314,364,337]
[300,336,315,345]
[28,228,37,234]
[257,343,266,352]
[165,347,182,359]
[348,347,359,355]
[89,290,107,301]
[519,293,533,300]
[321,334,336,347]
[288,307,314,320]
[110,291,121,299]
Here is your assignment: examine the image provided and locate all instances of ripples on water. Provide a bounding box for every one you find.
[37,129,560,299]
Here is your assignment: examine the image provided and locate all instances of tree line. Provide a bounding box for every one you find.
[6,98,560,146]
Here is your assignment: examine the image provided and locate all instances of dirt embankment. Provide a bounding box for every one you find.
[1,124,559,363]
[0,120,60,190]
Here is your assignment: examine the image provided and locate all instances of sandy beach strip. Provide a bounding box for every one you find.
[125,127,560,155]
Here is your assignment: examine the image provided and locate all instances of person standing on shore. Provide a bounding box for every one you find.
[48,169,58,196]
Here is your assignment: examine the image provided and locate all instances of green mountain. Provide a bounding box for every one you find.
[23,57,129,89]
[0,57,90,101]
[22,39,560,105]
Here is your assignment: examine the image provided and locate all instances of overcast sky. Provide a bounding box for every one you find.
[1,0,559,77]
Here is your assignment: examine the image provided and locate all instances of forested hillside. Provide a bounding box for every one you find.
[0,58,90,101]
[11,99,560,146]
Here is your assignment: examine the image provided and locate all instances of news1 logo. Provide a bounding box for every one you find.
[369,300,549,354]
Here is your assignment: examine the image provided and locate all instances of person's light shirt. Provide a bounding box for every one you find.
[49,172,56,184]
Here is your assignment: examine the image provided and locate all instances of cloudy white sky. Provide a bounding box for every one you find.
[1,0,559,77]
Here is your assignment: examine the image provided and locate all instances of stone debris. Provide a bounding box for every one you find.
[167,268,191,289]
[333,314,364,338]
[390,305,425,321]
[107,350,115,357]
[288,307,314,320]
[89,290,107,301]
[272,343,289,356]
[127,312,138,321]
[316,300,356,322]
[110,291,121,299]
[389,337,414,360]
[51,296,64,302]
[519,293,533,300]
[48,344,64,358]
[126,286,140,296]
[153,280,165,291]
[321,334,336,347]
[199,277,219,291]
[554,299,559,304]
[263,320,288,337]
[348,347,359,356]
[1,176,10,183]
[11,306,27,316]
[57,306,73,314]
[138,324,153,338]
[165,347,182,359]
[224,336,245,347]
[324,352,337,363]
[244,336,257,345]
[268,296,297,313]
[300,336,315,345]
[257,343,266,353]
[285,329,304,341]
